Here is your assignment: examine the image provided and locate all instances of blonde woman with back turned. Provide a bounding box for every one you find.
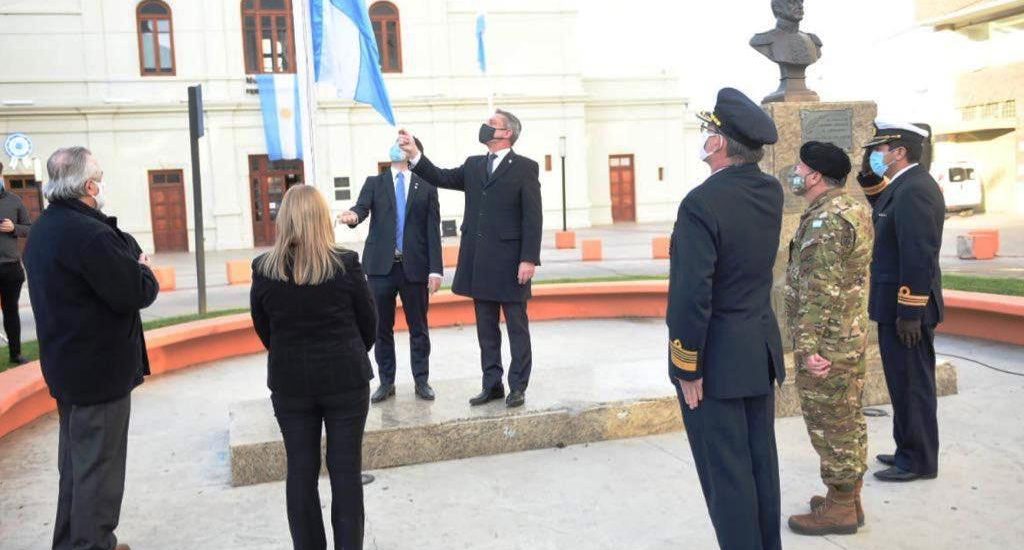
[250,184,376,550]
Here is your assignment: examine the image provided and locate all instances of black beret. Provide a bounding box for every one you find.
[698,87,778,149]
[800,141,851,182]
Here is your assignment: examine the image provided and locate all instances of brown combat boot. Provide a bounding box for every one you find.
[790,485,859,535]
[809,479,864,526]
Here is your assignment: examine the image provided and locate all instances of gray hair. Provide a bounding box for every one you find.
[723,134,765,165]
[44,146,100,202]
[495,109,522,145]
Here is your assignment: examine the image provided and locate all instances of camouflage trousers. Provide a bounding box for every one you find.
[796,356,868,490]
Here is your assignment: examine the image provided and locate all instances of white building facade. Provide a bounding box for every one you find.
[0,0,699,252]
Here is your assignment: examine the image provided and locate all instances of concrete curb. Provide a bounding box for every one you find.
[0,282,997,440]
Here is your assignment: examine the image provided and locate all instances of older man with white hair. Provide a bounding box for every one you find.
[24,146,158,550]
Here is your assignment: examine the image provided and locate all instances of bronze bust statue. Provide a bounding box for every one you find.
[750,0,821,103]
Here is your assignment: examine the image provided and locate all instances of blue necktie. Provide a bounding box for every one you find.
[395,172,406,253]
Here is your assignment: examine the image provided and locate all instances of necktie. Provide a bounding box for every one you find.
[487,153,497,178]
[395,172,406,253]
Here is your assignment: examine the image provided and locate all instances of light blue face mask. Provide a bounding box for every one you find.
[388,143,406,163]
[869,151,891,178]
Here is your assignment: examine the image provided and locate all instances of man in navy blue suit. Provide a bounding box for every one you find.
[340,137,443,403]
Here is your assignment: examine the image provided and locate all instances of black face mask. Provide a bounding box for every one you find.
[478,123,497,144]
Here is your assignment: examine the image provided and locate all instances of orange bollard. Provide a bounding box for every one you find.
[969,229,999,256]
[226,259,253,285]
[151,266,177,291]
[443,244,459,268]
[581,239,603,261]
[555,231,576,250]
[970,233,997,260]
[652,236,670,260]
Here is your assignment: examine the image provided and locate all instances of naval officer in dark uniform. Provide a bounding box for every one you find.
[856,121,944,482]
[667,87,786,550]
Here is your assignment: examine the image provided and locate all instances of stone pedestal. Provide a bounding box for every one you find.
[760,101,878,371]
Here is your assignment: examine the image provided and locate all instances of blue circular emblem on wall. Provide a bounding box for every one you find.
[4,133,33,159]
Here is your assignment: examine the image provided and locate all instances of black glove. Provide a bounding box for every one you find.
[896,317,922,348]
[857,148,883,188]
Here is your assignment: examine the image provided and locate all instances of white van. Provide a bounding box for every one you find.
[931,161,984,213]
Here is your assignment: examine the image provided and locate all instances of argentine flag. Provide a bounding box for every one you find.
[256,74,303,161]
[476,12,487,73]
[311,0,395,125]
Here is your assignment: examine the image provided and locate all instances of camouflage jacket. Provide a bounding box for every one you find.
[785,188,874,363]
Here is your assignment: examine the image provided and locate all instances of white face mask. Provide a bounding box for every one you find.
[699,131,720,163]
[90,180,106,211]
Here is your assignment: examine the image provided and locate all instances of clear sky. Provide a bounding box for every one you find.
[577,0,944,120]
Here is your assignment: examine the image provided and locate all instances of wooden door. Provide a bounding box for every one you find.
[148,170,189,252]
[609,154,636,223]
[249,155,304,247]
[4,176,43,255]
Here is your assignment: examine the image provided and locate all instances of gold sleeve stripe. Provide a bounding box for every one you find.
[671,340,698,372]
[898,285,929,307]
[862,180,889,196]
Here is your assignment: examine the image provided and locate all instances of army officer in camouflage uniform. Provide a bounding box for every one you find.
[784,142,874,536]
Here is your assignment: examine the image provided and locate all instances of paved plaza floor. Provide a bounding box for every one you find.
[1,319,1022,549]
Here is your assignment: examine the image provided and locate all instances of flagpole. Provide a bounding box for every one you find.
[294,0,318,188]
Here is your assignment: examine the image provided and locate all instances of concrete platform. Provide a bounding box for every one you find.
[229,352,957,486]
[3,325,1017,550]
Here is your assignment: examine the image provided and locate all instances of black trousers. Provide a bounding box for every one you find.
[53,393,131,550]
[474,299,532,392]
[272,385,370,550]
[676,385,781,550]
[368,262,430,385]
[0,261,25,358]
[878,323,939,475]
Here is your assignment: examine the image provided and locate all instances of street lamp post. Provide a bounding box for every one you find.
[558,136,567,232]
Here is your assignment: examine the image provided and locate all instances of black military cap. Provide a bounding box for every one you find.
[800,141,851,182]
[697,87,778,149]
[862,120,929,149]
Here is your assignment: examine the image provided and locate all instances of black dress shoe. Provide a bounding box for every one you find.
[874,466,937,482]
[469,386,505,406]
[415,383,435,400]
[876,453,896,466]
[9,355,28,365]
[371,384,396,404]
[506,390,525,408]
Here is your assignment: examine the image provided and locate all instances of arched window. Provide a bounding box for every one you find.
[136,0,175,76]
[370,2,402,73]
[241,0,296,74]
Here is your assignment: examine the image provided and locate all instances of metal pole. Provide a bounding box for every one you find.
[188,85,207,315]
[560,154,567,232]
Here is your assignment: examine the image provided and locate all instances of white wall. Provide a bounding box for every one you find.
[0,0,693,251]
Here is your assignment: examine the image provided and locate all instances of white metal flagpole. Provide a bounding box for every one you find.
[293,0,318,187]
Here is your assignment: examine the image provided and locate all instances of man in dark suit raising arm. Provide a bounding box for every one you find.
[339,137,443,403]
[397,109,543,408]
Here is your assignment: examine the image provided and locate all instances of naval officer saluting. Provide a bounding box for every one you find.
[856,121,945,482]
[667,87,786,550]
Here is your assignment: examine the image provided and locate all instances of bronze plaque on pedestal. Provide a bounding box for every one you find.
[800,109,854,151]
